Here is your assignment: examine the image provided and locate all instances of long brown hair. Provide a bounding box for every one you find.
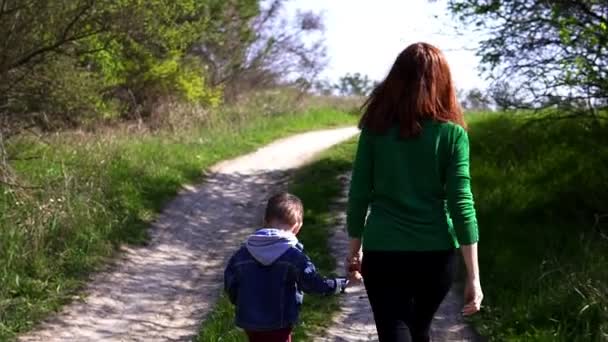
[359,42,465,137]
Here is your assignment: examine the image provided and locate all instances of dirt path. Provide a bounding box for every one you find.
[316,174,479,342]
[18,127,359,342]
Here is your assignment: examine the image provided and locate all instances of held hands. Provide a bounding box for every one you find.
[334,252,361,294]
[346,253,363,283]
[334,277,349,294]
[462,278,483,316]
[346,238,363,283]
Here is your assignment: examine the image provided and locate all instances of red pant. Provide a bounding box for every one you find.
[245,327,292,342]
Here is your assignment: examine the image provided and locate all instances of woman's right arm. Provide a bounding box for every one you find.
[446,128,483,315]
[460,243,483,315]
[346,129,373,277]
[347,129,373,240]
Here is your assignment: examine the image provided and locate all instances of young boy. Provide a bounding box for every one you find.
[224,192,348,342]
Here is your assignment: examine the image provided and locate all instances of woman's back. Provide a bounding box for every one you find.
[345,43,483,342]
[347,120,478,252]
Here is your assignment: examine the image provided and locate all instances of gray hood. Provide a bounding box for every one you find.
[245,228,299,266]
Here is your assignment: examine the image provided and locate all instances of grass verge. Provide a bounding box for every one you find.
[197,139,357,341]
[0,108,356,340]
[467,114,608,341]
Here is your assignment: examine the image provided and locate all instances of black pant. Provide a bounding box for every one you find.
[361,250,455,342]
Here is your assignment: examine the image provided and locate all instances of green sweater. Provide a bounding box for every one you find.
[347,120,479,251]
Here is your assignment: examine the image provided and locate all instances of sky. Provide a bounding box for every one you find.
[288,0,487,91]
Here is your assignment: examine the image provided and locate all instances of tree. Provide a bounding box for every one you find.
[459,88,491,111]
[86,0,225,117]
[0,0,228,125]
[192,0,327,100]
[0,0,329,131]
[0,0,329,177]
[0,0,114,128]
[313,79,334,96]
[487,81,525,110]
[447,0,608,114]
[334,73,375,96]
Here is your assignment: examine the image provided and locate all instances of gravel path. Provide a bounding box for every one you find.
[18,127,359,342]
[317,174,480,342]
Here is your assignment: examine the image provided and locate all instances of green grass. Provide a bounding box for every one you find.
[0,108,357,341]
[466,113,608,341]
[197,139,357,342]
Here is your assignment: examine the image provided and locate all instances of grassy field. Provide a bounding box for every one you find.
[197,139,357,341]
[467,113,608,341]
[0,107,357,340]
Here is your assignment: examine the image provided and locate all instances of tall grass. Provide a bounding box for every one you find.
[467,113,608,341]
[0,99,357,340]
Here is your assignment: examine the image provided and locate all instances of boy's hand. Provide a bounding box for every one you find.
[335,277,349,294]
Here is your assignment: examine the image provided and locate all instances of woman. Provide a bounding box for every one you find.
[346,42,483,342]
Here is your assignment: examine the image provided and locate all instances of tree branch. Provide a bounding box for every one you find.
[4,2,106,73]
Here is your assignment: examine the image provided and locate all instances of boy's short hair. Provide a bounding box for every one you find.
[264,192,304,227]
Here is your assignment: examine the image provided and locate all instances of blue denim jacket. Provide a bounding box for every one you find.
[224,228,340,331]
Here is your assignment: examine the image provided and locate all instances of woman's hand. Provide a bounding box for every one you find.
[460,242,482,316]
[346,255,362,282]
[346,238,363,283]
[462,278,483,316]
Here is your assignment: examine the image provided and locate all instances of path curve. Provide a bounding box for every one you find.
[317,174,479,342]
[18,127,359,342]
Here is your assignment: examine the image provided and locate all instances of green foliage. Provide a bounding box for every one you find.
[466,113,608,341]
[448,1,608,110]
[5,55,112,127]
[83,0,229,114]
[0,0,326,127]
[197,139,357,342]
[177,59,222,105]
[1,0,224,122]
[0,1,113,125]
[0,108,357,340]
